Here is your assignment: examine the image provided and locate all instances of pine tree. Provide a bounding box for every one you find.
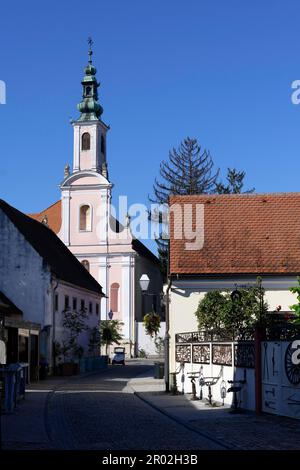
[150,140,255,276]
[216,168,255,194]
[149,137,219,276]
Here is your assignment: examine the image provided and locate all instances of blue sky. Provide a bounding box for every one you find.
[1,0,300,251]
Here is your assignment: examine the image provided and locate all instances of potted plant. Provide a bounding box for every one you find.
[143,312,161,338]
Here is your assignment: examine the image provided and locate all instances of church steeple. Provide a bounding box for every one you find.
[77,38,103,122]
[70,39,109,177]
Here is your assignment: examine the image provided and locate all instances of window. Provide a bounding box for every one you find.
[89,302,93,314]
[55,294,59,311]
[81,299,85,311]
[73,297,77,310]
[64,295,69,310]
[85,86,91,96]
[101,134,105,154]
[79,205,91,231]
[95,303,99,315]
[110,283,120,312]
[81,260,90,272]
[82,132,90,150]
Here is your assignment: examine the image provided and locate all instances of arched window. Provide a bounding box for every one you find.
[79,205,92,231]
[81,260,90,272]
[110,283,120,312]
[82,132,90,150]
[101,134,106,154]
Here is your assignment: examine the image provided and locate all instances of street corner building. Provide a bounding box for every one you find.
[168,193,300,415]
[28,45,163,358]
[0,198,105,378]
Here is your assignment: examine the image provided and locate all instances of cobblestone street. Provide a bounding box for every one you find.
[4,361,300,451]
[2,362,223,450]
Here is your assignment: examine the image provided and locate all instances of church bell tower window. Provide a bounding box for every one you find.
[79,205,92,231]
[101,134,105,154]
[82,132,90,151]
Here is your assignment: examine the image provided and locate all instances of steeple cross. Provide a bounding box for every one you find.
[87,37,93,62]
[88,37,93,50]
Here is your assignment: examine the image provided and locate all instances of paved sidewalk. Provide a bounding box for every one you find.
[2,368,110,450]
[128,369,300,450]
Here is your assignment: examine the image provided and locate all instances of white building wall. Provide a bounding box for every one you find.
[169,276,299,374]
[0,209,50,326]
[53,281,101,357]
[136,321,166,357]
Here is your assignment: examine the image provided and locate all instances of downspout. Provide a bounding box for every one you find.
[164,275,172,393]
[52,278,59,374]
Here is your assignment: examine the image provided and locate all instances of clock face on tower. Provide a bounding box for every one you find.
[285,341,300,385]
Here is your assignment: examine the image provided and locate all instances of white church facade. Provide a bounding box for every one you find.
[30,44,163,357]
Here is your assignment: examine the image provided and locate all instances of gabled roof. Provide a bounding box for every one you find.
[0,200,104,295]
[0,291,23,316]
[170,193,300,276]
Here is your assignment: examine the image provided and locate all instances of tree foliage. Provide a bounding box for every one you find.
[100,320,124,355]
[58,307,89,362]
[195,280,268,332]
[149,137,219,276]
[216,168,255,194]
[143,312,161,338]
[149,138,255,275]
[289,277,300,325]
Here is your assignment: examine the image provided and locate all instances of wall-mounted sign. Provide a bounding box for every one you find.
[285,340,300,385]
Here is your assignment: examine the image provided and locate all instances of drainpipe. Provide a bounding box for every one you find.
[164,275,172,393]
[52,278,59,374]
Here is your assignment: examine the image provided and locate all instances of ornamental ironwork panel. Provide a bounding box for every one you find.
[175,331,206,343]
[234,342,255,368]
[265,324,300,341]
[192,344,210,364]
[212,344,232,366]
[175,344,191,363]
[175,328,255,344]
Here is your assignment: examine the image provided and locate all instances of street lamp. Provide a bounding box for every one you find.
[139,274,150,293]
[108,310,113,320]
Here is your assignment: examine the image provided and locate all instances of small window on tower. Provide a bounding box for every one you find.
[86,86,91,96]
[101,134,105,154]
[82,132,90,150]
[79,205,92,231]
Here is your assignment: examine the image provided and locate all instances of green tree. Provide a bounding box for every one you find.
[289,277,300,325]
[195,280,268,332]
[100,320,124,355]
[216,168,255,194]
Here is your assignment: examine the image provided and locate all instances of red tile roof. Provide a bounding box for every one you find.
[28,200,62,234]
[170,193,300,275]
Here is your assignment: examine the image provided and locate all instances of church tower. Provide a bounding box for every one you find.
[59,40,112,319]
